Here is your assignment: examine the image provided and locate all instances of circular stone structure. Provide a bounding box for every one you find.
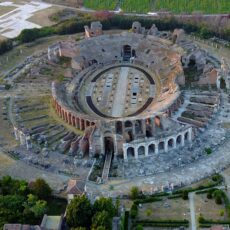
[86,65,156,118]
[51,31,192,161]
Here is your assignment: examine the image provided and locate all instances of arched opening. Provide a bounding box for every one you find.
[176,135,182,145]
[104,136,114,154]
[125,120,133,128]
[86,120,90,127]
[127,147,134,158]
[146,127,153,137]
[148,144,155,155]
[123,45,132,61]
[138,146,145,156]
[168,138,174,149]
[126,130,134,142]
[72,117,76,126]
[81,119,85,130]
[188,56,196,68]
[68,113,72,124]
[155,116,161,127]
[184,132,189,141]
[220,77,226,89]
[159,141,164,151]
[132,49,136,57]
[135,120,142,134]
[116,121,123,134]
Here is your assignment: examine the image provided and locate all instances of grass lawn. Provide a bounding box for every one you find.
[195,193,228,221]
[28,5,65,27]
[137,198,189,220]
[0,5,16,16]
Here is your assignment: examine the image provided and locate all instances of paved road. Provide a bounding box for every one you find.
[189,192,196,230]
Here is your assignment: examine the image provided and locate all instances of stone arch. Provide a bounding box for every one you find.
[135,120,142,134]
[86,120,90,127]
[125,120,133,128]
[116,121,123,134]
[127,130,134,142]
[104,136,114,154]
[220,77,227,89]
[81,119,85,130]
[168,138,175,149]
[123,45,132,61]
[184,131,189,141]
[138,146,145,156]
[127,147,135,158]
[159,141,164,151]
[68,113,72,125]
[65,111,68,122]
[148,143,155,155]
[176,135,182,145]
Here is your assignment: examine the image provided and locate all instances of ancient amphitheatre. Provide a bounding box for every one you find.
[0,5,230,199]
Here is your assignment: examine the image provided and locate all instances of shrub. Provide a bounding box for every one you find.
[198,214,205,223]
[145,209,152,217]
[130,186,139,200]
[219,210,224,216]
[205,147,212,155]
[130,204,138,219]
[182,190,189,200]
[0,39,13,55]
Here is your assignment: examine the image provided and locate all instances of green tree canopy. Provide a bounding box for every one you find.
[66,195,92,228]
[91,211,112,230]
[93,197,115,218]
[30,178,52,200]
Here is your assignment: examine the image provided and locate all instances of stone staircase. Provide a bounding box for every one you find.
[101,152,113,183]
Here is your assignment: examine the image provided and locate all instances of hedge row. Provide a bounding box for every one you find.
[135,219,189,227]
[134,197,162,204]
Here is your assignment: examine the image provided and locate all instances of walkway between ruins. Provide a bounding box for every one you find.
[112,67,129,117]
[189,192,196,230]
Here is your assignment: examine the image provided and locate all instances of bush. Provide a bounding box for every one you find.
[0,39,13,55]
[130,186,139,200]
[182,190,189,200]
[130,204,138,219]
[198,214,205,223]
[205,147,212,155]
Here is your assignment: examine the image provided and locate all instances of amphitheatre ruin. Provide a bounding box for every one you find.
[1,20,230,195]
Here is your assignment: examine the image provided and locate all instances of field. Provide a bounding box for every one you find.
[0,5,16,15]
[195,193,228,221]
[84,0,117,10]
[28,5,65,26]
[83,0,230,14]
[137,198,189,220]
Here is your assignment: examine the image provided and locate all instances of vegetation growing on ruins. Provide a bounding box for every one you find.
[83,0,230,14]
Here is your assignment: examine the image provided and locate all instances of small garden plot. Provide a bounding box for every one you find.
[137,198,189,220]
[195,192,228,221]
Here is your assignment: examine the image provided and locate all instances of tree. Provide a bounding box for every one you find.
[30,178,52,200]
[31,200,47,218]
[93,197,115,218]
[66,195,92,228]
[91,210,112,230]
[130,186,139,200]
